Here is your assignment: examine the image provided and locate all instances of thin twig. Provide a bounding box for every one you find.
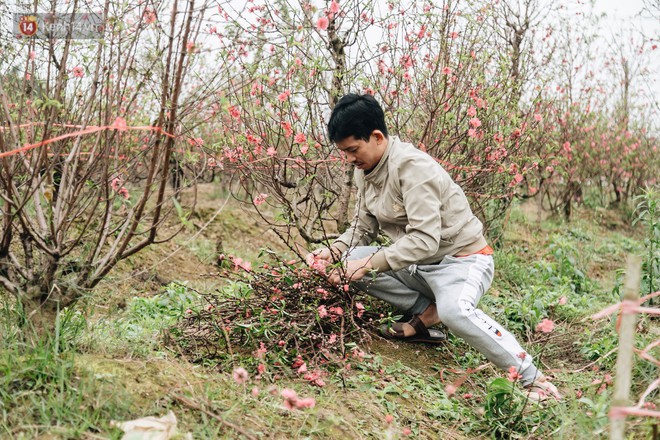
[568,348,618,373]
[171,394,258,440]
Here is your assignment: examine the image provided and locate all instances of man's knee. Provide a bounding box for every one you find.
[436,298,472,329]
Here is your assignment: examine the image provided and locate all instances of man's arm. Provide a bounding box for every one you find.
[306,188,379,284]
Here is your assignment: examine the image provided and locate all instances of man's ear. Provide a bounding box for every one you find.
[371,130,386,143]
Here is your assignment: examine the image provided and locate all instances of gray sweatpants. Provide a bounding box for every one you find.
[347,246,540,385]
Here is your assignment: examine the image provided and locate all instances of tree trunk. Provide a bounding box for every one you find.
[327,16,353,233]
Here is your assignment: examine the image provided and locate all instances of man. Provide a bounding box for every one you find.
[307,93,561,403]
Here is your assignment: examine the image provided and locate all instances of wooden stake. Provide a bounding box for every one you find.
[610,255,642,440]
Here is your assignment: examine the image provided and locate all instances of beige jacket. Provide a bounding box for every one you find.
[333,136,487,272]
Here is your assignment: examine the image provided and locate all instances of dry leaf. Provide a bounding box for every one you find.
[110,410,178,440]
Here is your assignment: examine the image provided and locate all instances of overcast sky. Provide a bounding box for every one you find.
[591,0,659,126]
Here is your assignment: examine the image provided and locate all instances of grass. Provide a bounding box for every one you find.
[0,198,658,439]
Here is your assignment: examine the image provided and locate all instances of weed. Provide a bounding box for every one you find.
[78,283,200,358]
[545,235,591,294]
[0,306,132,439]
[183,236,220,265]
[633,186,660,303]
[578,327,619,369]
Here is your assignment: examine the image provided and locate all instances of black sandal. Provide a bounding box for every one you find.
[379,314,447,344]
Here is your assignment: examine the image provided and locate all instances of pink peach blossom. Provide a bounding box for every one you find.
[113,117,128,131]
[277,90,290,102]
[536,318,555,333]
[232,367,249,384]
[231,257,252,272]
[253,193,268,206]
[143,9,157,24]
[207,158,219,169]
[507,366,522,382]
[228,105,241,120]
[296,397,316,409]
[316,16,329,30]
[118,187,130,200]
[281,388,298,410]
[111,177,122,192]
[72,66,84,78]
[280,388,298,399]
[307,255,329,273]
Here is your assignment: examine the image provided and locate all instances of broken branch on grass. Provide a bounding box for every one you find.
[171,394,257,440]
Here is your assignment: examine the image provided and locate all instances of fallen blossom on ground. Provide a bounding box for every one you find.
[536,318,555,333]
[280,388,316,410]
[232,367,249,384]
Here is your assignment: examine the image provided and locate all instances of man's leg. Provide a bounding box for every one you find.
[344,246,433,316]
[418,254,540,386]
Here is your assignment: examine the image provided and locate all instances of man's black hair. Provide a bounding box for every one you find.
[327,93,388,142]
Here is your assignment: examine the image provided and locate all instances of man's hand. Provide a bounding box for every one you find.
[305,247,335,264]
[305,247,341,274]
[327,257,373,285]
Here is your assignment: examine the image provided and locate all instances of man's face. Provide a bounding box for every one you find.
[335,131,387,172]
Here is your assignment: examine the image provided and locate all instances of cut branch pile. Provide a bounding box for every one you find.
[167,253,384,374]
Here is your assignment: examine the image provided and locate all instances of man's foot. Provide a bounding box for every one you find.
[394,303,441,336]
[379,314,447,344]
[524,375,562,404]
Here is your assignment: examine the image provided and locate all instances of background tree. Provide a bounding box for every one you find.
[0,0,230,317]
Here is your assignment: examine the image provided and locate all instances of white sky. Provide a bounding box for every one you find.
[593,0,659,127]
